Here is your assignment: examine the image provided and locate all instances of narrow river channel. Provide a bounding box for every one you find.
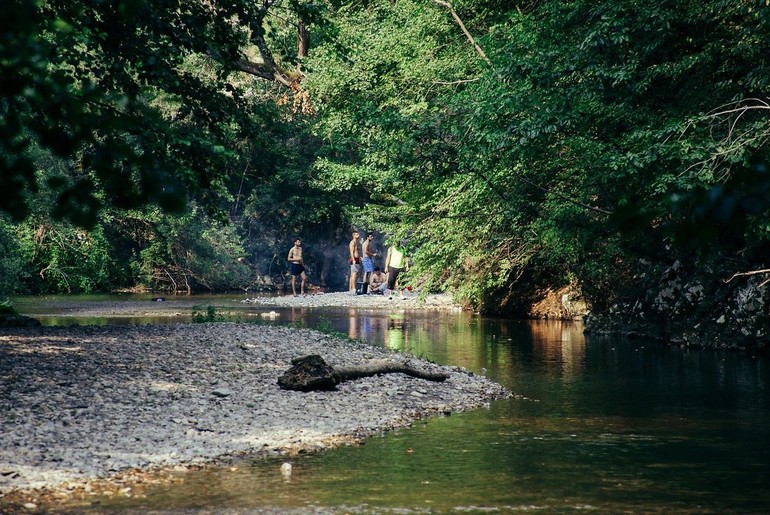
[12,294,770,512]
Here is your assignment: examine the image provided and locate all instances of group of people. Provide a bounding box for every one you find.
[285,231,409,296]
[348,230,408,296]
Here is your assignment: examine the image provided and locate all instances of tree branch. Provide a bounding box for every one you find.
[678,97,770,180]
[234,58,297,88]
[337,360,449,382]
[431,78,480,85]
[232,0,304,89]
[518,176,613,215]
[277,355,448,391]
[432,0,492,67]
[723,268,770,287]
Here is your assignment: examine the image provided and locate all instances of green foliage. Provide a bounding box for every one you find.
[191,305,226,323]
[0,0,287,227]
[315,315,346,338]
[132,206,253,293]
[0,0,354,296]
[0,299,19,317]
[305,0,770,313]
[0,218,26,296]
[305,0,478,201]
[4,0,770,312]
[15,217,119,293]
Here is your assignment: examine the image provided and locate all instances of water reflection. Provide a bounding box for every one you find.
[347,308,359,340]
[528,320,586,378]
[286,306,307,327]
[11,295,770,512]
[385,315,408,351]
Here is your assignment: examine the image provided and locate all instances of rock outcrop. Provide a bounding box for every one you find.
[584,259,770,353]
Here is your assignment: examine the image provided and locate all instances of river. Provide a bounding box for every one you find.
[10,294,770,512]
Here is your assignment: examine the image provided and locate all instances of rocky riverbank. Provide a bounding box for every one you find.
[0,322,509,510]
[5,292,463,325]
[582,260,770,353]
[242,291,461,310]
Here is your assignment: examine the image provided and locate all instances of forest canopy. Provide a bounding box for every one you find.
[303,0,770,312]
[2,0,770,335]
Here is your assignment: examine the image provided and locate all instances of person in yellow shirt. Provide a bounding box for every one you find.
[384,241,408,291]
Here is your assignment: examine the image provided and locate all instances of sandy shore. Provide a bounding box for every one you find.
[0,316,508,508]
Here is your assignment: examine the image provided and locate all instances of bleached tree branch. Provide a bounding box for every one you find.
[432,0,492,67]
[723,268,770,287]
[678,98,770,179]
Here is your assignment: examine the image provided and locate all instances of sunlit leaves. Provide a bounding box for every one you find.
[305,0,770,313]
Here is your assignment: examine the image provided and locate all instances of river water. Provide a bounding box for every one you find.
[11,295,770,512]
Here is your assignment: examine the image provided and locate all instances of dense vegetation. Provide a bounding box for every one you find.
[2,0,770,347]
[1,0,348,293]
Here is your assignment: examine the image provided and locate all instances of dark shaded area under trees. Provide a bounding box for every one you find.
[0,0,350,293]
[2,0,770,350]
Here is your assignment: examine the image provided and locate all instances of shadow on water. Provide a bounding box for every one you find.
[10,295,770,512]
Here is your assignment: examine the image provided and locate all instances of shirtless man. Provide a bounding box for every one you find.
[368,267,388,294]
[287,238,306,296]
[361,232,379,283]
[349,230,362,293]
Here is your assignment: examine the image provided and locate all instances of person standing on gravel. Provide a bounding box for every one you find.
[362,232,379,284]
[287,238,306,296]
[349,230,363,293]
[385,241,409,292]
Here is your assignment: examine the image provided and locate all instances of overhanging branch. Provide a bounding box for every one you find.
[234,58,297,88]
[724,268,770,287]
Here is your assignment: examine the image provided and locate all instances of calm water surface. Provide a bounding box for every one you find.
[12,294,770,512]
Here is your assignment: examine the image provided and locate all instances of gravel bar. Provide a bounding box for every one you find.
[241,292,462,310]
[0,322,509,499]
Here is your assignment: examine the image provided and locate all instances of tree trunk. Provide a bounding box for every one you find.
[277,354,449,392]
[297,21,309,59]
[336,362,449,382]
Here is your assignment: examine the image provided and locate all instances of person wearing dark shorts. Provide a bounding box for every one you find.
[385,241,408,291]
[290,262,304,277]
[287,238,306,296]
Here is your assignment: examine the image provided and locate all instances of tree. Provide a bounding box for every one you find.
[0,0,320,228]
[131,207,253,293]
[0,0,361,297]
[305,0,770,313]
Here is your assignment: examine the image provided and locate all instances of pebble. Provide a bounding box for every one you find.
[0,323,509,496]
[242,292,462,310]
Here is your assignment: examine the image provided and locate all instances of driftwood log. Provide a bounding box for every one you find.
[277,354,449,392]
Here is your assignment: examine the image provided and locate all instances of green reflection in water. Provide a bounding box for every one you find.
[13,295,770,513]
